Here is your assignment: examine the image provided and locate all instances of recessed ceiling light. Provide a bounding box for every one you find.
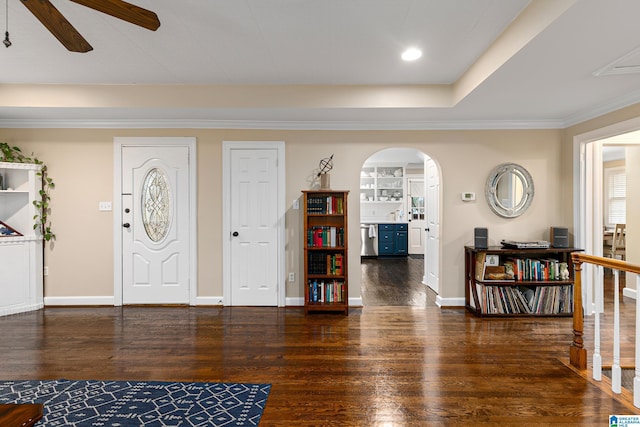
[401,48,422,61]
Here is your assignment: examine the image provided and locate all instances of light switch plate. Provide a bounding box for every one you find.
[461,192,476,201]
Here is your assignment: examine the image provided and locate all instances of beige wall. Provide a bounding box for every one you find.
[0,127,571,304]
[561,103,640,233]
[562,104,640,289]
[627,146,640,284]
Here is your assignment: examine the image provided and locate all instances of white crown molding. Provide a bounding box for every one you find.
[0,118,566,130]
[2,89,640,130]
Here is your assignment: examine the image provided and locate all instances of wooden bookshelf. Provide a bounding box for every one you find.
[303,190,349,315]
[464,246,581,317]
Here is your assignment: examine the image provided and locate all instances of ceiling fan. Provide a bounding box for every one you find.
[19,0,160,52]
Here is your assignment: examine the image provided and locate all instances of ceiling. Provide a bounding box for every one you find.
[2,0,640,129]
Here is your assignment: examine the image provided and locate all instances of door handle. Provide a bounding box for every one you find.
[123,223,131,228]
[232,231,239,237]
[425,228,430,232]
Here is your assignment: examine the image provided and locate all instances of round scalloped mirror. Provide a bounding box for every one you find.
[485,163,534,218]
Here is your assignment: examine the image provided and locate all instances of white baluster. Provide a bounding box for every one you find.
[634,274,640,408]
[612,269,621,393]
[593,265,603,381]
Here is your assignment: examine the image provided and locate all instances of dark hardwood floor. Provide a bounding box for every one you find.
[361,255,432,306]
[1,273,637,426]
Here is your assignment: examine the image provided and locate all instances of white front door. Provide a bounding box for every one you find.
[407,178,425,255]
[224,143,284,306]
[425,159,440,294]
[120,144,191,304]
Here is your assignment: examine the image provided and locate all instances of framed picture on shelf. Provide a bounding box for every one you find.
[0,220,22,237]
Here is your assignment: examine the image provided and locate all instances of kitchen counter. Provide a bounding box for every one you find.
[360,220,408,225]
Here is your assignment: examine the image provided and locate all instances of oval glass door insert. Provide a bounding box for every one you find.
[141,167,172,242]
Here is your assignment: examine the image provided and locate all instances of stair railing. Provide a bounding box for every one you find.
[570,253,640,406]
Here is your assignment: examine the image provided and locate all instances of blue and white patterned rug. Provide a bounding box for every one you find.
[0,379,271,426]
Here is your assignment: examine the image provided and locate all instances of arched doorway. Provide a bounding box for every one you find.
[359,148,440,306]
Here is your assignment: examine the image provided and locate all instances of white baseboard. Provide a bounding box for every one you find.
[623,287,637,300]
[436,296,465,308]
[46,296,227,307]
[0,303,44,316]
[195,296,224,306]
[286,297,304,306]
[349,297,363,307]
[45,296,115,306]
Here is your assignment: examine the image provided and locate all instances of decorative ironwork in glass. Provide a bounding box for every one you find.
[141,168,171,242]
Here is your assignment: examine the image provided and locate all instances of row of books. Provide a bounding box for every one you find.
[475,284,573,315]
[307,252,344,275]
[505,257,568,282]
[475,253,569,282]
[306,195,344,214]
[307,226,345,248]
[308,280,345,303]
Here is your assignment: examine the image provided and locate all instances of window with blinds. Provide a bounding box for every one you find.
[604,166,626,227]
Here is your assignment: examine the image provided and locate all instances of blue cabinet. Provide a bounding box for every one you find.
[378,223,408,256]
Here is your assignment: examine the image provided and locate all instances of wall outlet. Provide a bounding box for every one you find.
[293,199,300,210]
[288,272,295,282]
[44,266,49,276]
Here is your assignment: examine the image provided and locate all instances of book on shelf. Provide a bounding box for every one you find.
[308,279,345,303]
[306,195,344,214]
[326,253,343,275]
[474,283,572,315]
[307,253,344,276]
[477,255,566,282]
[307,226,344,248]
[509,257,564,281]
[475,252,486,281]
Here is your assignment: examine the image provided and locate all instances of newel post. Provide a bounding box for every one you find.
[570,255,587,369]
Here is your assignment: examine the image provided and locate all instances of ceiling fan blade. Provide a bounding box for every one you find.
[20,0,93,52]
[70,0,160,31]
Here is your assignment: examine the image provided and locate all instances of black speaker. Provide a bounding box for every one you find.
[550,227,569,248]
[474,227,488,249]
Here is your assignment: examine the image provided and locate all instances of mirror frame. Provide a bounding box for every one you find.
[485,163,534,218]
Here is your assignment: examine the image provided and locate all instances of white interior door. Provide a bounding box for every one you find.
[121,145,190,304]
[407,178,425,255]
[425,158,440,294]
[227,146,280,306]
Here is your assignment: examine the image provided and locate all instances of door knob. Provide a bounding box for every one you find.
[425,228,430,232]
[123,223,131,228]
[232,231,239,237]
